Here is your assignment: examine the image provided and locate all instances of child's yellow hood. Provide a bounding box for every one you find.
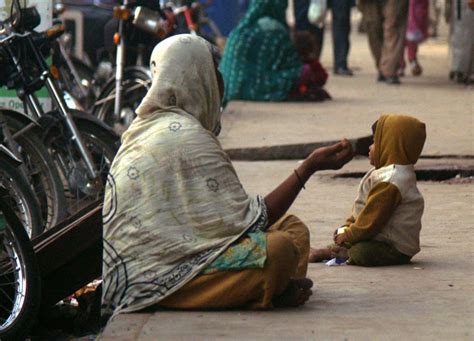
[374,115,426,168]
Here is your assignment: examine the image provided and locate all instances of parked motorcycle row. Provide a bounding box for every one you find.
[59,0,224,134]
[1,0,224,339]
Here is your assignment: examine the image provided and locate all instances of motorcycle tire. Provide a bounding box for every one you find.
[5,115,68,233]
[0,152,43,238]
[93,67,151,135]
[43,113,119,215]
[0,193,41,341]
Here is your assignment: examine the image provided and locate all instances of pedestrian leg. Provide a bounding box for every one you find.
[380,0,409,79]
[407,41,422,75]
[331,0,352,74]
[359,0,384,76]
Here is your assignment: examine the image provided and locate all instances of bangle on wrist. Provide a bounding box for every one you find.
[294,169,306,190]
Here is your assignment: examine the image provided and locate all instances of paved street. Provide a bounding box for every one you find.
[101,17,473,341]
[219,23,473,157]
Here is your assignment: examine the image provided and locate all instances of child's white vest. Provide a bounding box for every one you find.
[354,164,424,256]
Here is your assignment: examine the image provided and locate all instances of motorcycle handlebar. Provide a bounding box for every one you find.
[0,22,64,47]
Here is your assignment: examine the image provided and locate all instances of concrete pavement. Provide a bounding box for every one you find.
[101,16,473,341]
[219,24,473,158]
[102,159,474,340]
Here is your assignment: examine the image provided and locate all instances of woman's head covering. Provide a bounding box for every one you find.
[136,34,222,134]
[102,35,267,320]
[220,0,302,104]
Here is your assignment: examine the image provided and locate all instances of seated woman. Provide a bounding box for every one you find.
[219,0,330,105]
[101,34,352,322]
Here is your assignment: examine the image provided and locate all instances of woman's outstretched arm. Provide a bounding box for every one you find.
[264,139,353,226]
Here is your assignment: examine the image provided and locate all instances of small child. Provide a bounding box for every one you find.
[289,31,330,102]
[310,114,426,266]
[399,0,430,77]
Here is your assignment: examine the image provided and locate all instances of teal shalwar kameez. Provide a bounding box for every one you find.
[220,0,302,105]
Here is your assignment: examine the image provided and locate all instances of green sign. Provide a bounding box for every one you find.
[0,0,52,113]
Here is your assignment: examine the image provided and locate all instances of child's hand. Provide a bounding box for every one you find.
[334,232,348,245]
[305,139,353,172]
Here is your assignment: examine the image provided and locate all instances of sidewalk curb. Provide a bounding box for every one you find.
[224,136,372,160]
[224,138,474,161]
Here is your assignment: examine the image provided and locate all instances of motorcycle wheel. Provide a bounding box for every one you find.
[44,116,119,215]
[0,193,41,341]
[5,116,68,232]
[93,67,151,135]
[0,153,43,238]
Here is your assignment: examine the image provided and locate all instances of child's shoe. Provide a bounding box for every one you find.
[410,60,423,76]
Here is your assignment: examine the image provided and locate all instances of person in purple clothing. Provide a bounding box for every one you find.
[399,0,430,77]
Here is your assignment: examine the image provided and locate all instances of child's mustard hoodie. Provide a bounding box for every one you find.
[343,115,426,256]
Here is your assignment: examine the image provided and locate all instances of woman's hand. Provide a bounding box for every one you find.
[304,139,353,173]
[265,139,352,226]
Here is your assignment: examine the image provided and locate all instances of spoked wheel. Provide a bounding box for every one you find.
[93,68,151,135]
[4,115,67,232]
[0,153,43,238]
[0,189,41,341]
[44,114,119,216]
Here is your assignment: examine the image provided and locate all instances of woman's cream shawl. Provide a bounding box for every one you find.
[101,35,267,319]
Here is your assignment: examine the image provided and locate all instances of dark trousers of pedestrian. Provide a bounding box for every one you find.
[359,0,409,77]
[330,0,353,70]
[293,0,325,59]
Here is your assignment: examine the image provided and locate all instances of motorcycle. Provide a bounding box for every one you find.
[93,0,223,134]
[0,107,67,232]
[0,0,119,217]
[92,0,173,134]
[52,1,101,111]
[167,0,225,46]
[0,144,43,237]
[0,187,41,340]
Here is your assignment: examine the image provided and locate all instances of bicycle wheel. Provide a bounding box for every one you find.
[0,153,43,238]
[93,67,151,135]
[44,115,119,215]
[0,194,41,341]
[4,115,67,231]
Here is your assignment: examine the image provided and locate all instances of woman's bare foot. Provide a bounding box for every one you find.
[273,278,313,307]
[309,247,332,262]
